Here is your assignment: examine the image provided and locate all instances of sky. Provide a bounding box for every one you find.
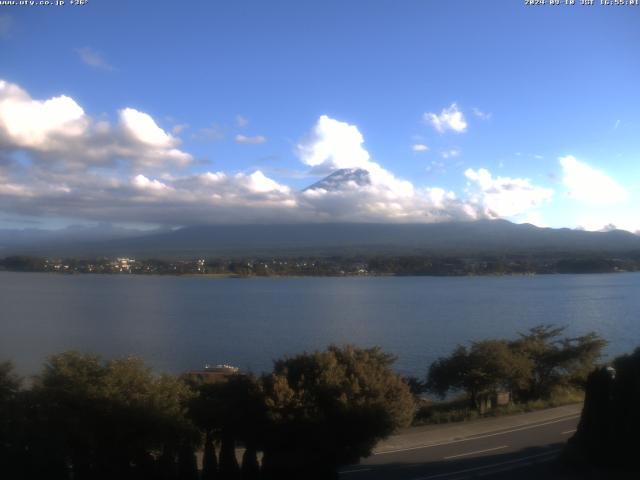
[0,0,639,232]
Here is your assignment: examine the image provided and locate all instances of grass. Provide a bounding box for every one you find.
[412,387,584,426]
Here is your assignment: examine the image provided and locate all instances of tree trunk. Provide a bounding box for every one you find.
[240,444,260,480]
[202,434,218,480]
[178,445,199,480]
[219,430,240,480]
[158,448,178,480]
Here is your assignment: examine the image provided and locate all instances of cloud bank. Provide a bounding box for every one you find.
[464,168,553,218]
[2,78,625,231]
[0,80,192,171]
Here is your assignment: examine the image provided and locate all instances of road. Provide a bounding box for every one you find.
[339,405,582,480]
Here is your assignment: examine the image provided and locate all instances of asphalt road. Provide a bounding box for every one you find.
[339,410,580,480]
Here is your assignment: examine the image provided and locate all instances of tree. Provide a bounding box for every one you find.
[28,351,197,479]
[0,361,20,403]
[511,325,606,400]
[201,436,218,479]
[0,362,25,479]
[427,340,531,410]
[261,345,414,479]
[177,444,199,480]
[403,376,426,397]
[187,372,267,480]
[427,326,607,410]
[564,347,640,473]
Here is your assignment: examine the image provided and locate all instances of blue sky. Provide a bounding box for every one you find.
[0,0,639,231]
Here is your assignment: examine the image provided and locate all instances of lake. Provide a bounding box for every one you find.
[1,271,639,378]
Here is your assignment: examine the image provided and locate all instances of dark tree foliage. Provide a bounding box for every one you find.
[4,352,197,480]
[0,362,24,478]
[403,375,427,397]
[158,448,179,480]
[427,325,606,408]
[261,345,415,479]
[511,325,607,400]
[6,250,640,276]
[187,373,267,479]
[3,345,416,480]
[218,433,240,480]
[0,256,47,271]
[177,444,199,480]
[565,347,640,473]
[0,361,20,403]
[240,445,260,480]
[201,436,219,480]
[427,340,531,410]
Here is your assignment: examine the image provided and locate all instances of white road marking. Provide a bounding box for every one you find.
[340,467,372,474]
[374,414,579,455]
[411,449,560,480]
[561,429,576,435]
[443,445,508,460]
[476,452,557,477]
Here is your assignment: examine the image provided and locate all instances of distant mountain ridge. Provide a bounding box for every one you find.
[4,220,640,259]
[0,223,154,251]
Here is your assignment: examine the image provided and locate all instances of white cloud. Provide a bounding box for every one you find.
[0,113,480,226]
[441,148,460,159]
[120,108,175,147]
[294,116,479,222]
[297,115,414,198]
[465,168,553,218]
[424,103,467,133]
[575,216,640,234]
[559,155,627,205]
[297,115,370,171]
[472,107,491,120]
[235,134,266,145]
[424,187,457,209]
[236,115,249,128]
[75,47,114,71]
[522,211,548,228]
[0,79,192,170]
[240,170,290,194]
[412,143,429,152]
[132,174,172,192]
[0,80,88,150]
[0,81,562,228]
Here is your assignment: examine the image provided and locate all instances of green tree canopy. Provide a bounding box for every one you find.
[427,340,531,409]
[261,345,414,478]
[30,351,196,479]
[427,326,606,408]
[511,325,607,399]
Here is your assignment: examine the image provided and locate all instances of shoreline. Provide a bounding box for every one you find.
[0,269,636,278]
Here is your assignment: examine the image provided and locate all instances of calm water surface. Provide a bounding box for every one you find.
[1,271,639,377]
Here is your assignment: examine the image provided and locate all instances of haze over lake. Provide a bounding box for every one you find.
[1,271,639,377]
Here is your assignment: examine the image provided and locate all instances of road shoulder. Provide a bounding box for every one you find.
[375,404,582,454]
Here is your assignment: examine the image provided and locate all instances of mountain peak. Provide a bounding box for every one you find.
[303,168,371,192]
